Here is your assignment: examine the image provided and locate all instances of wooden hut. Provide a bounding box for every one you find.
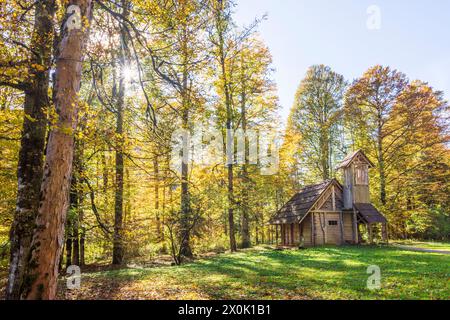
[270,150,388,247]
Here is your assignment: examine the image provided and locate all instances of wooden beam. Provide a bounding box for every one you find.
[290,224,294,246]
[280,225,284,246]
[275,225,279,246]
[339,211,345,245]
[298,223,302,247]
[382,223,389,244]
[311,213,315,246]
[332,186,336,211]
[352,209,358,244]
[368,223,373,244]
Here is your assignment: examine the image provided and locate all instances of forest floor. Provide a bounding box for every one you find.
[55,245,449,300]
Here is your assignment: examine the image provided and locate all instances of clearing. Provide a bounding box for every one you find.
[57,245,450,300]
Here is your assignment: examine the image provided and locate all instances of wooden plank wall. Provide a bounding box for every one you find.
[342,212,354,242]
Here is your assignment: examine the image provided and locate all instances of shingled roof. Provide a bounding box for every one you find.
[270,180,337,225]
[354,203,387,224]
[336,149,374,170]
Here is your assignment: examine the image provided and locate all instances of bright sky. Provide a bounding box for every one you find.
[234,0,450,123]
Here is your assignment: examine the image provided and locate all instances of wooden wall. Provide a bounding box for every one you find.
[277,182,358,247]
[303,215,312,246]
[343,160,371,206]
[353,183,370,203]
[342,211,354,242]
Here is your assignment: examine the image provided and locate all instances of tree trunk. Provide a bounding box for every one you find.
[377,112,387,205]
[112,0,130,265]
[6,0,56,300]
[154,158,162,241]
[22,0,93,300]
[320,129,330,180]
[23,0,92,299]
[179,17,193,259]
[65,222,72,269]
[240,89,250,249]
[70,174,80,266]
[179,102,192,258]
[112,97,124,265]
[213,1,236,252]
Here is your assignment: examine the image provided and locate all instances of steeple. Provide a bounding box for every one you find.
[336,150,374,209]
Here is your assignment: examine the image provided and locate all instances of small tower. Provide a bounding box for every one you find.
[336,150,374,209]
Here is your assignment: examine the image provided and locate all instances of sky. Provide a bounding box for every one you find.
[234,0,450,123]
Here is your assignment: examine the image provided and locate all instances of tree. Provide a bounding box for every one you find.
[4,0,56,300]
[22,0,93,300]
[345,67,449,238]
[345,65,407,205]
[210,0,238,252]
[288,65,347,183]
[111,0,132,266]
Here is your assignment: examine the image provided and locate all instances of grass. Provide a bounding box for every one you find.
[391,240,450,251]
[58,245,450,300]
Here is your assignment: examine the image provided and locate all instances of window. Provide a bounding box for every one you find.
[328,220,338,226]
[355,165,368,185]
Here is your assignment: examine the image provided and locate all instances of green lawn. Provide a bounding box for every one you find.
[392,240,450,251]
[58,246,449,300]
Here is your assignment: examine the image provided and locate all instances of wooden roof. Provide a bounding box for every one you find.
[270,180,339,225]
[354,203,387,224]
[336,150,375,170]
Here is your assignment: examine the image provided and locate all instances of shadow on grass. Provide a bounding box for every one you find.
[58,246,450,300]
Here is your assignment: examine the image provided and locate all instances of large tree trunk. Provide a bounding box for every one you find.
[154,158,163,242]
[65,220,72,269]
[70,172,80,266]
[377,111,387,205]
[179,103,192,258]
[112,0,130,265]
[223,65,236,252]
[179,19,193,259]
[22,0,93,300]
[320,129,330,181]
[215,4,236,252]
[240,90,250,249]
[112,90,125,264]
[6,0,57,300]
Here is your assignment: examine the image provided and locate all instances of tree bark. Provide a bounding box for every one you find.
[154,158,162,242]
[70,172,79,266]
[22,0,93,300]
[6,0,56,300]
[377,109,387,205]
[215,4,237,252]
[65,221,72,269]
[179,14,193,259]
[240,88,250,249]
[112,87,124,264]
[112,0,130,265]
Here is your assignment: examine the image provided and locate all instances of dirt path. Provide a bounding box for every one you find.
[393,245,450,255]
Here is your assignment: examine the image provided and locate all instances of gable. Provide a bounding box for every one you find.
[312,181,344,212]
[336,150,374,170]
[270,180,343,225]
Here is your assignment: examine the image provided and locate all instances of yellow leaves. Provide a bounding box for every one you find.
[24,113,38,123]
[31,63,46,72]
